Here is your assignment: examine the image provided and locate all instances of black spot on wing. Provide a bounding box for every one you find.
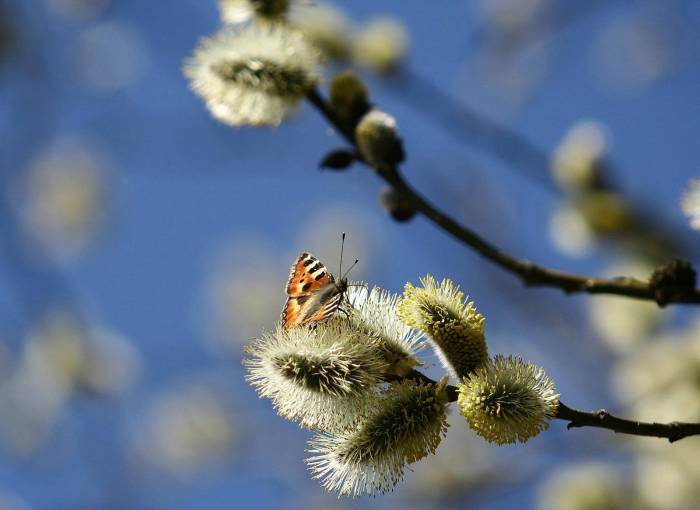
[302,282,312,292]
[314,272,326,281]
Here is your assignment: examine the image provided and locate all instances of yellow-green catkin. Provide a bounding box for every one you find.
[397,275,487,379]
[351,18,407,75]
[329,70,370,128]
[457,355,559,445]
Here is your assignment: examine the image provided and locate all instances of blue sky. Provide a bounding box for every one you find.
[0,1,699,508]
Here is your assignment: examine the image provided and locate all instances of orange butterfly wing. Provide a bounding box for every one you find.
[281,296,306,330]
[285,252,331,296]
[302,292,343,325]
[282,253,334,330]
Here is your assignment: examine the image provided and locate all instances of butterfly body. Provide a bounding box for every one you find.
[281,252,348,330]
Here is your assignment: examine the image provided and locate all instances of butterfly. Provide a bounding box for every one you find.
[281,235,357,330]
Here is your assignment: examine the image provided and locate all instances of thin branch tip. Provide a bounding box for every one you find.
[555,402,700,442]
[305,89,700,306]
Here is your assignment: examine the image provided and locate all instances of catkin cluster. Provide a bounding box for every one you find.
[245,276,559,497]
[245,285,447,496]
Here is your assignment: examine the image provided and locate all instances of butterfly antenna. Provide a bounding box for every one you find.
[342,258,359,279]
[339,232,346,277]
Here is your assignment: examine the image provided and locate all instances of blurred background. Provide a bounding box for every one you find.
[1,0,700,509]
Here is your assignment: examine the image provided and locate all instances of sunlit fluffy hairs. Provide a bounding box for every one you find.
[306,379,449,497]
[183,23,319,127]
[681,178,700,230]
[244,320,387,432]
[457,355,559,445]
[219,0,290,24]
[397,275,488,379]
[346,285,424,377]
[291,3,352,62]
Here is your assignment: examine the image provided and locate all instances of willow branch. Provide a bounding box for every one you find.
[554,402,700,443]
[400,370,700,443]
[306,88,700,306]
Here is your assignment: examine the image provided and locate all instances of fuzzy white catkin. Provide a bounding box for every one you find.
[183,23,319,127]
[244,320,387,432]
[346,285,423,376]
[306,379,449,497]
[219,0,290,24]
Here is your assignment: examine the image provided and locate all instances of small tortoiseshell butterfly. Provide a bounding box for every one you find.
[281,234,357,330]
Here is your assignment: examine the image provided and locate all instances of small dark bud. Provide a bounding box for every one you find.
[319,149,357,171]
[649,259,697,305]
[379,187,415,222]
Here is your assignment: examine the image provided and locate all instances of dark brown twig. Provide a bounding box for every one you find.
[554,402,700,443]
[306,88,700,306]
